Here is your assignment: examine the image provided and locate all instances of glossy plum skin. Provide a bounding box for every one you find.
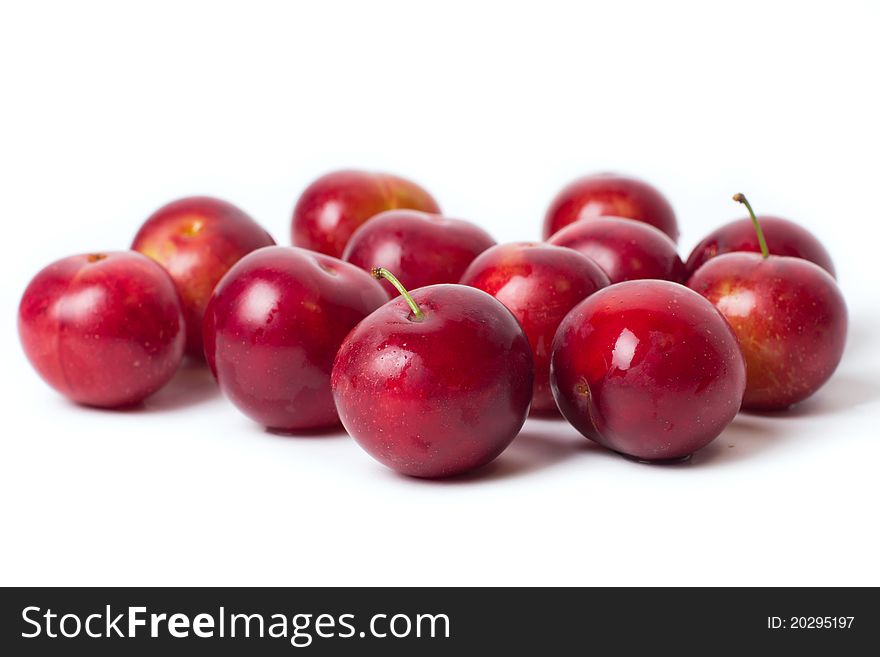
[332,284,534,478]
[685,215,835,278]
[551,280,745,461]
[18,252,185,407]
[460,242,609,412]
[543,173,679,242]
[203,246,389,430]
[548,216,686,284]
[291,170,440,258]
[132,196,275,358]
[687,253,847,410]
[343,210,496,294]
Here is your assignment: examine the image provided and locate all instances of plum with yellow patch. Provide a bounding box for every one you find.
[688,253,846,410]
[132,196,275,358]
[291,170,440,258]
[687,194,847,411]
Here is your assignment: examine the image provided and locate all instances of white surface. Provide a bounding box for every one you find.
[1,0,879,586]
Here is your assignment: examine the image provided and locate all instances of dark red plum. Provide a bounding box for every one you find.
[343,209,495,294]
[332,270,534,478]
[551,280,745,461]
[548,216,686,283]
[543,173,678,242]
[685,214,835,278]
[203,246,389,430]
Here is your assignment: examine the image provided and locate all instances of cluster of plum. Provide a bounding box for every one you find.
[18,171,847,478]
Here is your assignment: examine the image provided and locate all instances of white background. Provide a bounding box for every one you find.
[1,0,879,586]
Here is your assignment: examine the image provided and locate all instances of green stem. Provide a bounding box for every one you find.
[371,268,424,320]
[732,193,769,258]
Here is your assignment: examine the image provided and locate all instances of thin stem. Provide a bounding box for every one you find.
[732,193,769,258]
[371,268,424,320]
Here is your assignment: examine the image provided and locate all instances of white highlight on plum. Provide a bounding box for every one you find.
[716,289,757,317]
[318,201,343,231]
[611,328,639,371]
[495,275,530,304]
[56,285,105,322]
[240,281,280,324]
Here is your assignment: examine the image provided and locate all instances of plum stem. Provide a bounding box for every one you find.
[732,193,769,258]
[371,267,424,321]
